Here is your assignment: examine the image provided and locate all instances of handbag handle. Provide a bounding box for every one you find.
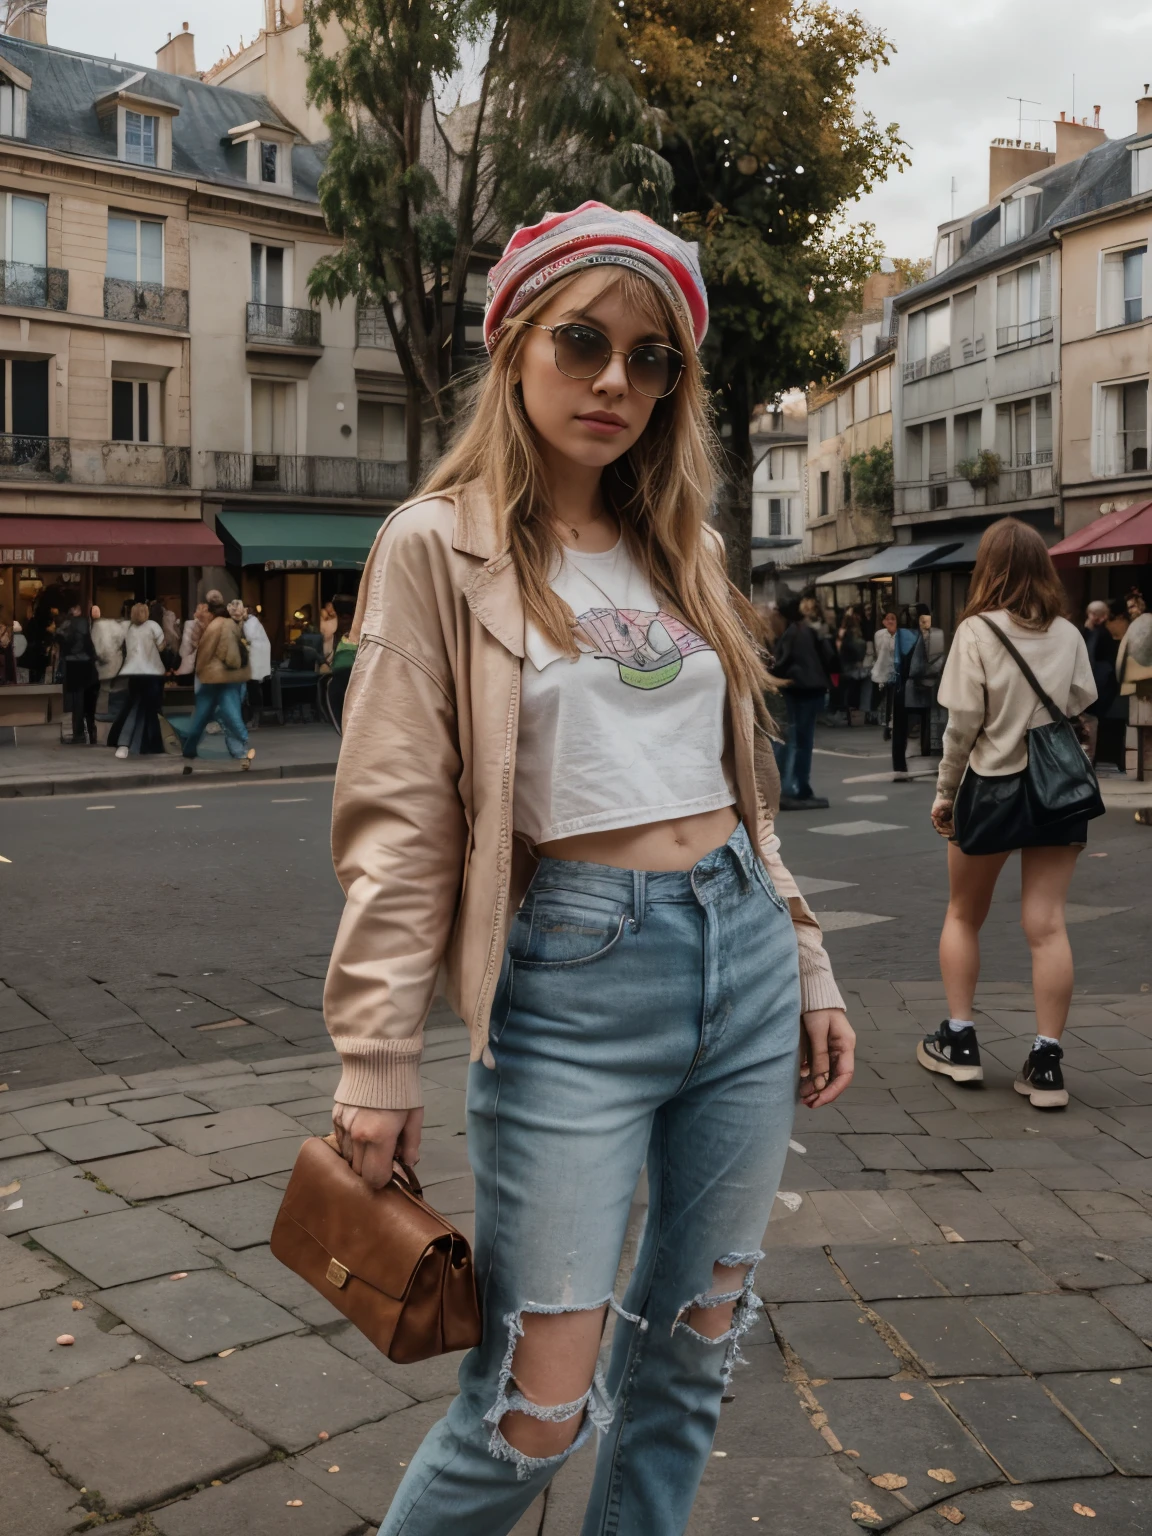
[977,615,1069,726]
[321,1133,424,1198]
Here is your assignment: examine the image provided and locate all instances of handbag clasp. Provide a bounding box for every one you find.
[326,1257,350,1288]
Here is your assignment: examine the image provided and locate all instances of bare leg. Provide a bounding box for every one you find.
[499,1306,607,1460]
[1019,845,1081,1040]
[939,843,1011,1019]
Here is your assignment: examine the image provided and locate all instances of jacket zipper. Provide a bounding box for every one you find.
[472,657,521,1036]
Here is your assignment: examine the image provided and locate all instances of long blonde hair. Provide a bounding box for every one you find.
[421,267,771,711]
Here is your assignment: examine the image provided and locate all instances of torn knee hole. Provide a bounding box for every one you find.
[675,1252,765,1380]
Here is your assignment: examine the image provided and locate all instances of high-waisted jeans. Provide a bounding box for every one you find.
[380,822,801,1536]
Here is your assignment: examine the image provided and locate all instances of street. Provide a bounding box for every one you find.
[2,726,1152,1536]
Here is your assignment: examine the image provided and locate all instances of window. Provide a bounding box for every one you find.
[768,497,793,537]
[934,227,962,275]
[951,286,978,361]
[107,216,163,285]
[927,419,948,481]
[842,466,852,505]
[1100,246,1146,329]
[1,194,46,266]
[819,402,836,440]
[836,390,853,433]
[853,375,871,422]
[906,301,950,378]
[818,470,830,517]
[1096,380,1149,475]
[876,367,892,414]
[251,243,286,306]
[954,409,982,467]
[1001,190,1040,244]
[111,380,152,443]
[251,379,297,456]
[995,393,1053,468]
[124,109,158,166]
[997,260,1051,348]
[260,142,279,183]
[0,357,50,436]
[357,400,405,462]
[1133,144,1152,196]
[0,80,28,140]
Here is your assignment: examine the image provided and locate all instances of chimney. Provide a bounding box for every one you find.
[1054,110,1107,165]
[989,140,1055,203]
[156,20,197,77]
[1138,87,1152,137]
[4,1,48,44]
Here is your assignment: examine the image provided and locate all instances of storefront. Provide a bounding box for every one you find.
[1048,500,1152,614]
[819,539,970,632]
[215,510,387,659]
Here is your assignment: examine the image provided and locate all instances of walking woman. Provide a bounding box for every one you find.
[919,519,1097,1109]
[107,602,167,758]
[324,203,854,1535]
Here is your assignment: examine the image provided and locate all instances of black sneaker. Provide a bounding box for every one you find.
[779,794,830,810]
[917,1021,983,1083]
[1014,1043,1069,1108]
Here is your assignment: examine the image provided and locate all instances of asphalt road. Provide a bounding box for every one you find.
[1,730,1147,993]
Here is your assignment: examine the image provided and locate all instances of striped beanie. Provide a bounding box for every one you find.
[484,201,708,353]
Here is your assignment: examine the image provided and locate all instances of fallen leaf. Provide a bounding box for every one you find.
[940,1507,965,1526]
[218,1349,235,1358]
[210,1480,222,1487]
[871,1474,908,1491]
[327,1465,339,1474]
[194,1380,208,1387]
[1010,1501,1034,1512]
[844,1449,860,1457]
[850,1501,882,1525]
[71,1300,84,1311]
[1095,1253,1116,1262]
[56,1335,75,1346]
[1073,1505,1096,1518]
[940,1226,965,1243]
[775,1190,803,1212]
[0,1179,19,1197]
[170,1272,188,1281]
[1,1199,22,1212]
[286,1499,303,1507]
[317,1431,329,1441]
[899,1392,914,1401]
[928,1468,957,1484]
[0,1083,8,1092]
[711,1451,728,1458]
[133,1354,142,1361]
[1110,1377,1122,1384]
[1023,1126,1039,1134]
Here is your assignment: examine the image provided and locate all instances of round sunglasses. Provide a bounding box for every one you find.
[523,322,684,399]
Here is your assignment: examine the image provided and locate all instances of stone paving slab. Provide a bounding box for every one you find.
[938,1376,1112,1482]
[875,1298,1021,1376]
[97,1269,303,1361]
[31,1207,218,1288]
[81,1147,230,1200]
[207,1136,307,1180]
[213,1243,344,1328]
[0,1231,67,1307]
[113,1093,212,1123]
[1022,1240,1145,1291]
[903,1188,1022,1242]
[830,1245,945,1301]
[0,1165,126,1235]
[0,1148,68,1180]
[162,1180,285,1248]
[971,1292,1152,1373]
[153,1459,363,1536]
[815,1378,999,1510]
[13,1363,268,1512]
[191,1075,327,1112]
[13,1100,115,1133]
[892,1476,1152,1533]
[686,1452,908,1534]
[1042,1368,1152,1475]
[0,1132,42,1159]
[0,1294,143,1399]
[177,1333,412,1452]
[1095,1282,1152,1341]
[0,1428,86,1536]
[324,1324,468,1401]
[915,1241,1054,1297]
[294,1398,452,1523]
[770,1300,904,1378]
[153,1105,308,1157]
[37,1117,162,1160]
[712,1374,828,1459]
[756,1246,845,1304]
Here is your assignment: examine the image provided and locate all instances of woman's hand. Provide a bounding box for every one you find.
[930,796,955,837]
[331,1103,424,1191]
[799,1008,855,1108]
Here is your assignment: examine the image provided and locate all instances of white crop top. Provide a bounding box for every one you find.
[514,538,735,845]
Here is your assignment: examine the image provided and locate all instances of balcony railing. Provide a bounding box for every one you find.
[104,277,189,329]
[903,357,926,383]
[995,315,1053,350]
[356,305,397,349]
[928,347,951,375]
[246,302,321,348]
[0,436,71,481]
[202,451,407,500]
[64,441,191,488]
[897,464,1055,514]
[0,261,68,311]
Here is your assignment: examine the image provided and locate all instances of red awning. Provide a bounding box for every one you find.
[1048,501,1152,568]
[0,516,224,567]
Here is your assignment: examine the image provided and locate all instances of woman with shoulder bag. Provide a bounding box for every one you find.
[919,519,1099,1109]
[324,203,855,1535]
[180,601,255,768]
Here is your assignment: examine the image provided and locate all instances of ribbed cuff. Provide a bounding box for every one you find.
[331,1037,425,1111]
[797,952,846,1015]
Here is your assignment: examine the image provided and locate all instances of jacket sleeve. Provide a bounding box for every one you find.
[936,619,985,799]
[759,820,846,1014]
[324,519,469,1112]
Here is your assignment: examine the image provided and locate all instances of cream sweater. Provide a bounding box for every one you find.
[936,611,1097,799]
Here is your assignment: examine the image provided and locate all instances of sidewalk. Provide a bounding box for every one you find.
[3,976,1152,1533]
[0,722,340,798]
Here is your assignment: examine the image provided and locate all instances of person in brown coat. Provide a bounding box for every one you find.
[180,601,255,767]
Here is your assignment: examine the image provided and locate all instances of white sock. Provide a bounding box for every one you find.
[947,1018,974,1035]
[1032,1033,1061,1053]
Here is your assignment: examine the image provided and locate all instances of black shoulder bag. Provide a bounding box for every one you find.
[952,616,1104,856]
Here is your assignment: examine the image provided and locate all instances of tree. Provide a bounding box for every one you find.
[612,0,909,588]
[303,0,669,484]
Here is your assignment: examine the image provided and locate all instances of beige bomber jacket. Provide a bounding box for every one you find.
[325,483,845,1111]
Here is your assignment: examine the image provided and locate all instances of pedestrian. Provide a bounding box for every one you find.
[905,605,946,756]
[1080,600,1117,764]
[871,608,898,738]
[177,600,211,682]
[1126,590,1147,621]
[889,610,921,778]
[234,601,272,721]
[180,601,255,768]
[768,595,832,808]
[107,602,168,759]
[837,607,871,725]
[319,598,340,663]
[919,519,1097,1109]
[0,605,17,686]
[54,600,100,745]
[324,202,854,1535]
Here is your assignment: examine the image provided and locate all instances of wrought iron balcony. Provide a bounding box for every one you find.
[202,451,407,500]
[0,261,68,311]
[104,277,189,329]
[246,302,321,348]
[356,305,396,349]
[0,436,71,481]
[995,315,1053,351]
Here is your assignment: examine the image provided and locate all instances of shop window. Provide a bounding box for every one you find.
[251,243,288,306]
[111,380,154,443]
[2,192,47,266]
[357,400,405,462]
[0,356,50,436]
[107,215,164,285]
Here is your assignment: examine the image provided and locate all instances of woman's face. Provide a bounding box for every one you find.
[515,269,671,474]
[919,611,932,631]
[883,613,898,634]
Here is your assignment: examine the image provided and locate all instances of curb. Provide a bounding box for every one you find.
[0,760,338,799]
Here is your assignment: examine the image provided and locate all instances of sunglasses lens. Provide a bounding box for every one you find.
[628,345,682,398]
[554,324,612,379]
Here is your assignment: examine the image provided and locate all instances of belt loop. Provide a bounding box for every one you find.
[632,869,646,930]
[733,827,752,892]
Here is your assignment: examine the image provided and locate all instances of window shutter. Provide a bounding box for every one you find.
[996,273,1013,332]
[1039,256,1052,321]
[1100,253,1123,329]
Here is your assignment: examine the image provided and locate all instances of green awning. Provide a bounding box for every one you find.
[216,510,387,569]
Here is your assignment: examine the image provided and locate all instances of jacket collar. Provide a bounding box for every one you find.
[454,481,526,659]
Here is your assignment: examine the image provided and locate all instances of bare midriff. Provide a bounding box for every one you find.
[536,803,740,873]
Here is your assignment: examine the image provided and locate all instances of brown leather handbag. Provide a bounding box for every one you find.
[270,1135,482,1364]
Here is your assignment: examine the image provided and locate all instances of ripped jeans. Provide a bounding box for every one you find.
[379,822,800,1536]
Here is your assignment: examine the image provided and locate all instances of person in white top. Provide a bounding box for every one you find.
[870,608,898,739]
[917,519,1097,1110]
[227,598,272,722]
[107,602,168,758]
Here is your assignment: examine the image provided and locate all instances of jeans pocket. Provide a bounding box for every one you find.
[753,862,789,914]
[508,895,628,969]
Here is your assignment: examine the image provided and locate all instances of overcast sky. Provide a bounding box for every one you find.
[46,0,1152,262]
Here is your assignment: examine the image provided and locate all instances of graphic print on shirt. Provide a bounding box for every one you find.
[574,606,711,690]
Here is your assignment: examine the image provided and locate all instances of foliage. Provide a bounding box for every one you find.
[956,449,1001,489]
[611,0,910,584]
[303,0,663,478]
[847,440,893,512]
[890,256,930,289]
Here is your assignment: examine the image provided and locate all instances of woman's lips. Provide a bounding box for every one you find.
[576,413,627,436]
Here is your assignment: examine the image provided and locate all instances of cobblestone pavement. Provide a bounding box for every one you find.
[3,970,1152,1534]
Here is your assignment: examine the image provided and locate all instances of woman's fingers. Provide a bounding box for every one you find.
[800,1009,856,1107]
[396,1106,425,1169]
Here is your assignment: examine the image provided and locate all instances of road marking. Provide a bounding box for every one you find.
[847,794,889,803]
[813,749,889,760]
[810,820,908,836]
[815,910,895,931]
[0,854,10,863]
[271,797,310,803]
[174,804,202,810]
[86,805,116,811]
[793,875,857,896]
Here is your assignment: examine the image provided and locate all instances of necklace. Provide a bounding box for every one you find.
[554,508,606,544]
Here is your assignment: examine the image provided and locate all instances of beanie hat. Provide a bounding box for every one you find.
[484,201,708,353]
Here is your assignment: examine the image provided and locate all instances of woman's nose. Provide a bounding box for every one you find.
[593,352,629,396]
